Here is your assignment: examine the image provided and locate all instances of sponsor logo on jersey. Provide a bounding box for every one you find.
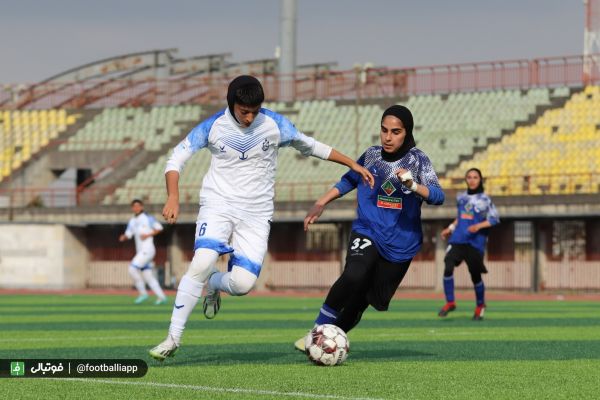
[461,202,475,219]
[377,195,402,209]
[381,180,396,196]
[262,139,270,151]
[460,211,474,220]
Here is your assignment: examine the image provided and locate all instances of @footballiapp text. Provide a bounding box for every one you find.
[1,359,147,378]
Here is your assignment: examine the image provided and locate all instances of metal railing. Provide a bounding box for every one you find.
[1,54,599,109]
[1,172,599,209]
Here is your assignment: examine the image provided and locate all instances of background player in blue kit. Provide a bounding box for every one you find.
[295,105,445,350]
[438,168,500,320]
[149,75,374,361]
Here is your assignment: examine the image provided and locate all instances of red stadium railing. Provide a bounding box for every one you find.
[1,53,599,109]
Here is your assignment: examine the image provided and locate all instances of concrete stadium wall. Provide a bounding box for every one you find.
[0,224,88,289]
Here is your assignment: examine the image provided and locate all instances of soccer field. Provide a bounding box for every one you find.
[1,294,599,399]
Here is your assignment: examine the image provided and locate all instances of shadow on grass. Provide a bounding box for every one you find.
[2,315,600,332]
[3,339,600,366]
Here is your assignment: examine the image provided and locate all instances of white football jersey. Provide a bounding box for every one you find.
[165,107,332,215]
[125,212,163,253]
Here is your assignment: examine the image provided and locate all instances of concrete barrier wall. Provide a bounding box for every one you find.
[0,224,88,289]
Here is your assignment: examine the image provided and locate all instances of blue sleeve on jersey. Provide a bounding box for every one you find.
[425,185,445,205]
[260,108,299,145]
[334,154,365,196]
[187,109,224,152]
[414,149,445,205]
[484,195,501,225]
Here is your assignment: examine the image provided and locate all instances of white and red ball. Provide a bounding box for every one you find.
[305,324,349,366]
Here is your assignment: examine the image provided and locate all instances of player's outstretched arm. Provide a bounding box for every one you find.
[304,187,341,231]
[441,218,459,239]
[327,149,374,189]
[140,229,163,240]
[468,220,492,233]
[163,171,180,224]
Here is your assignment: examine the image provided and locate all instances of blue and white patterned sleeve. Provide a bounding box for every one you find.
[416,150,445,205]
[334,153,365,196]
[165,110,224,174]
[484,195,500,225]
[262,109,332,159]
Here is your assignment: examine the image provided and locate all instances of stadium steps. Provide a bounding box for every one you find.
[95,105,222,205]
[442,88,579,174]
[442,86,599,195]
[76,145,158,205]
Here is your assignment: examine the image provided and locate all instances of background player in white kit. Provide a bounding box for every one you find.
[149,75,374,361]
[119,199,168,305]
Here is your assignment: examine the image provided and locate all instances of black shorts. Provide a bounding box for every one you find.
[343,232,411,311]
[445,243,488,274]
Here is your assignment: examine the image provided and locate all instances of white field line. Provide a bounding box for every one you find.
[0,331,478,343]
[52,378,387,400]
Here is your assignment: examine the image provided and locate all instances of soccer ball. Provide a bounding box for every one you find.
[304,324,349,366]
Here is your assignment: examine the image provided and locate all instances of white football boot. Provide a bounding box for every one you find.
[294,332,310,352]
[148,334,179,361]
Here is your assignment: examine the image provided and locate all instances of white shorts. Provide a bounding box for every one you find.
[131,249,155,271]
[193,205,271,276]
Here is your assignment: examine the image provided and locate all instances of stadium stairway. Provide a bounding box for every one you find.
[442,88,578,173]
[442,86,599,196]
[95,88,578,206]
[83,105,222,205]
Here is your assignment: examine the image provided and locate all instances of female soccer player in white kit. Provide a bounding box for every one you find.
[149,75,374,361]
[119,199,167,305]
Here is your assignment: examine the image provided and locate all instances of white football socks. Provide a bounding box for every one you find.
[128,266,148,295]
[209,271,229,292]
[142,269,166,300]
[168,275,204,345]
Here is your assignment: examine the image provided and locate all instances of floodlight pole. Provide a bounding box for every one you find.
[279,0,297,101]
[354,66,362,159]
[7,116,14,222]
[584,0,600,83]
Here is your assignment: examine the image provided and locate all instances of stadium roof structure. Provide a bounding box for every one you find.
[0,49,336,110]
[1,50,599,110]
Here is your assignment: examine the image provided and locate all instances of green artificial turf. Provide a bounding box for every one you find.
[1,294,598,399]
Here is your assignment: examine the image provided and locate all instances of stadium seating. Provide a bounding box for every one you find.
[101,88,565,204]
[58,105,202,152]
[0,109,79,178]
[444,86,599,195]
[406,88,552,172]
